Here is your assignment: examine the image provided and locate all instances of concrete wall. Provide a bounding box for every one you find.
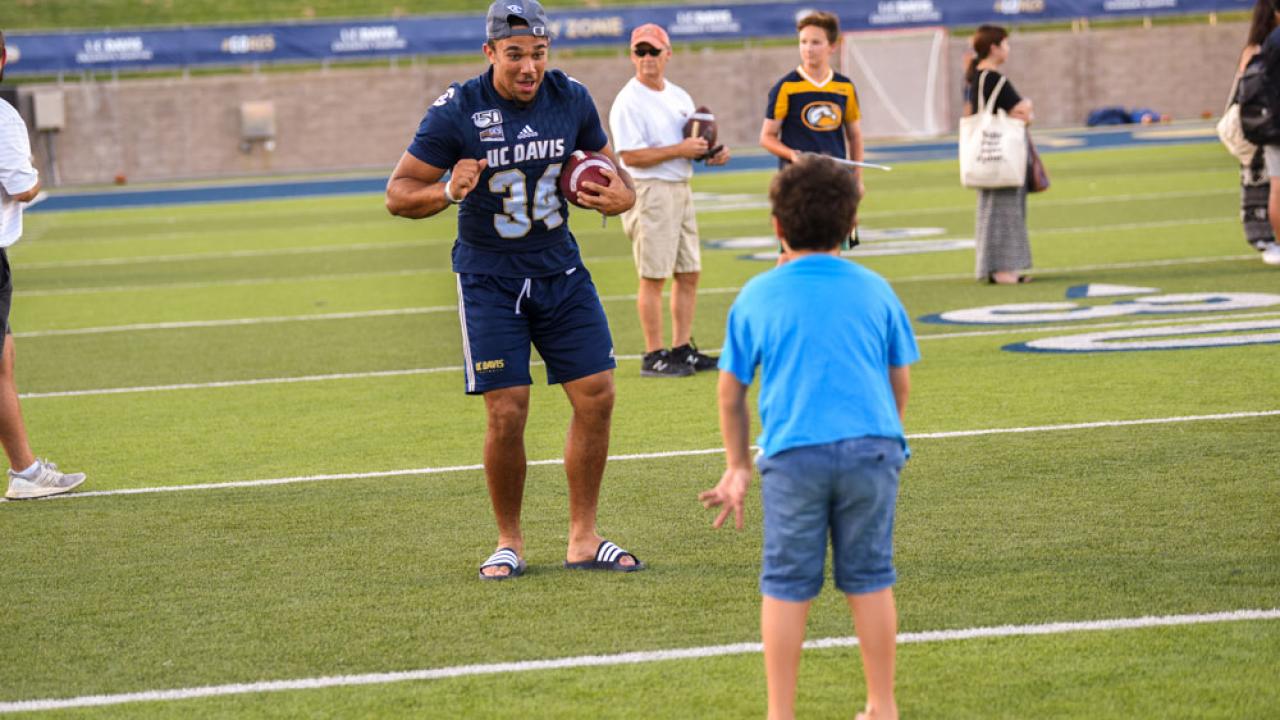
[15,21,1246,186]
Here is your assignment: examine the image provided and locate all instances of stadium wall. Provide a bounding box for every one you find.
[15,22,1243,186]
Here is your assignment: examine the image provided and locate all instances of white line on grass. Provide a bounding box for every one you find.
[917,310,1280,341]
[0,608,1274,714]
[14,290,744,338]
[19,310,1276,389]
[16,223,1251,299]
[857,189,1234,220]
[15,255,636,298]
[15,240,436,270]
[3,411,1274,501]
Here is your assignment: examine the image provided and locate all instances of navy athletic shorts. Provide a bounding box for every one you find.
[455,264,616,394]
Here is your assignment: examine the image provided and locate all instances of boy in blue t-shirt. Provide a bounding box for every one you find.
[700,155,918,720]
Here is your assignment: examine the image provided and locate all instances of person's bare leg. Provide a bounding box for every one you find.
[561,370,633,566]
[670,271,699,349]
[848,588,898,720]
[761,596,811,720]
[0,335,35,472]
[479,385,530,577]
[637,277,666,353]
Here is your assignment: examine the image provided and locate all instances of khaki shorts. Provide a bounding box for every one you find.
[621,179,700,279]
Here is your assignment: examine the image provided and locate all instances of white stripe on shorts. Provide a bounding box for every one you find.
[455,274,475,393]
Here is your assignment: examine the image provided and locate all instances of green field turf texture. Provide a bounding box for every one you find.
[0,141,1277,717]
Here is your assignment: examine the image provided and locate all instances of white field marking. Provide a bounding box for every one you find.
[17,236,1250,300]
[17,351,643,399]
[918,310,1280,340]
[14,255,639,299]
[0,609,1274,714]
[13,289,745,338]
[20,309,1280,396]
[15,240,440,270]
[893,253,1258,284]
[2,411,1274,501]
[857,189,1234,219]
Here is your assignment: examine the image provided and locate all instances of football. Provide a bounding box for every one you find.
[682,106,720,160]
[559,150,616,208]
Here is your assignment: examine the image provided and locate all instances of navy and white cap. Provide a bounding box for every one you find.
[486,0,551,41]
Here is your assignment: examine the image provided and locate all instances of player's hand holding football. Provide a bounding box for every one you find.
[676,136,710,160]
[445,157,488,202]
[577,168,635,216]
[699,466,752,530]
[705,145,730,166]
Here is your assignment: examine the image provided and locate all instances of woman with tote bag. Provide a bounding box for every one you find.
[1225,1,1277,256]
[963,26,1035,284]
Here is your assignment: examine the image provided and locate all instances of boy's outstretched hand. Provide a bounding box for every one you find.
[699,467,752,530]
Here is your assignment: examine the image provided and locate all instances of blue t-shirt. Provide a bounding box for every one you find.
[407,67,609,277]
[719,254,920,458]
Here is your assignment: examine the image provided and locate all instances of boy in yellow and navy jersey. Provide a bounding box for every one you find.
[761,11,864,257]
[760,11,864,186]
[764,68,860,165]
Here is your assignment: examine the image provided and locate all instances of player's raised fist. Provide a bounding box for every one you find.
[446,158,488,201]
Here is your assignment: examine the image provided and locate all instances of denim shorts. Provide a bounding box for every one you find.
[757,436,904,602]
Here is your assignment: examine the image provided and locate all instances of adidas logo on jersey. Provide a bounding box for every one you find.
[517,125,539,139]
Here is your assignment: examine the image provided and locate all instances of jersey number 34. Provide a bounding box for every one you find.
[489,164,563,239]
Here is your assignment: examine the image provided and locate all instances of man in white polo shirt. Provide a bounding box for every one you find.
[609,23,730,377]
[0,30,86,499]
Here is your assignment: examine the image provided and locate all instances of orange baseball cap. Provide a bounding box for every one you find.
[630,23,670,50]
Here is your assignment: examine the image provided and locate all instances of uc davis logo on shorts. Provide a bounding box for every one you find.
[802,101,843,131]
[475,359,506,373]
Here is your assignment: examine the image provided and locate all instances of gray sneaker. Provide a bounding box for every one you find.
[5,459,86,500]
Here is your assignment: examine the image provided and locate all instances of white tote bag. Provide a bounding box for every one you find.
[1217,74,1256,165]
[959,71,1027,189]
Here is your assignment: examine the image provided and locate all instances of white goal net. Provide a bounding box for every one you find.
[840,26,950,139]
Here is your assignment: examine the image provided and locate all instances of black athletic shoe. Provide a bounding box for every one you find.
[641,349,694,377]
[671,340,718,373]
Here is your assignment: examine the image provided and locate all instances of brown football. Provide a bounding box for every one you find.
[682,106,718,160]
[559,150,615,208]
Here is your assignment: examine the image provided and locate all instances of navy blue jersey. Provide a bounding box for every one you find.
[765,68,859,167]
[408,67,609,277]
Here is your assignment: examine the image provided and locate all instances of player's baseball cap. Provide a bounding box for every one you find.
[630,23,670,50]
[487,0,551,41]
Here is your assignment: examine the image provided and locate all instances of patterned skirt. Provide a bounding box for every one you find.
[1241,148,1273,252]
[974,185,1031,279]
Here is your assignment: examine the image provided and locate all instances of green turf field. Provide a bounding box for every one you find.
[0,140,1277,718]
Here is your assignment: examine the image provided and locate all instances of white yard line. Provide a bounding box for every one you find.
[917,310,1280,340]
[15,240,439,270]
[893,253,1257,284]
[14,254,638,298]
[857,189,1235,220]
[0,608,1274,714]
[15,289,745,338]
[2,410,1273,502]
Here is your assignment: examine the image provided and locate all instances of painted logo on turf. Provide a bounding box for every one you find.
[921,286,1280,353]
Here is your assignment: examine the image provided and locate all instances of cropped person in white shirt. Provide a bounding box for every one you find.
[609,23,730,377]
[0,30,87,499]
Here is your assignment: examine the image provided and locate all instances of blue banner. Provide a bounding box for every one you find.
[2,0,1253,76]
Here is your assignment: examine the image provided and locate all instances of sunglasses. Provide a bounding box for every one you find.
[633,47,663,57]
